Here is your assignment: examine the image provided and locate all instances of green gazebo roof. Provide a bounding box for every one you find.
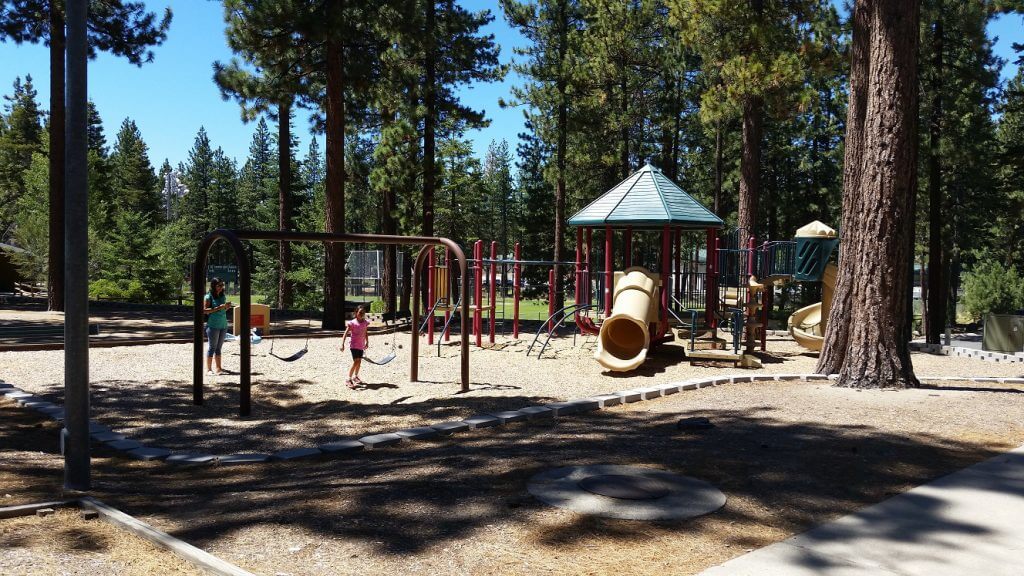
[568,163,723,229]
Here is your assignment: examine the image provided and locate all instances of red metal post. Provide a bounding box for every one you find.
[489,241,497,344]
[574,228,582,324]
[660,225,670,336]
[586,227,593,306]
[674,227,681,305]
[604,225,613,317]
[474,240,482,347]
[427,248,435,345]
[513,243,521,338]
[624,226,633,269]
[444,248,451,341]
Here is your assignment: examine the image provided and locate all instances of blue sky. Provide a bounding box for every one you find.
[0,1,1020,170]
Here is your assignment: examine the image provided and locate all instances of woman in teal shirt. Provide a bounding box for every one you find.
[203,277,233,375]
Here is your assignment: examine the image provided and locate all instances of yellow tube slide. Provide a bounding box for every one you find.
[788,263,837,351]
[595,267,659,372]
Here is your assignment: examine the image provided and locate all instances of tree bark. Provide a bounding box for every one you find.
[278,101,294,310]
[423,0,436,238]
[833,0,920,389]
[553,0,568,311]
[714,120,722,216]
[925,12,945,344]
[738,96,762,236]
[817,0,872,374]
[381,108,397,314]
[48,6,65,312]
[323,33,347,329]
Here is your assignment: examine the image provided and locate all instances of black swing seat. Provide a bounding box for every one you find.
[270,347,308,362]
[362,352,396,366]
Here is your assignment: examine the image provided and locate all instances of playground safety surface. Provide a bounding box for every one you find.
[4,340,1024,575]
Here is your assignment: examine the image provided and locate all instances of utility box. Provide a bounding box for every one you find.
[793,221,839,282]
[233,303,271,336]
[982,314,1024,353]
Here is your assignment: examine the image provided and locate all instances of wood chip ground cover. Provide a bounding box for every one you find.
[3,366,1024,575]
[3,334,1022,454]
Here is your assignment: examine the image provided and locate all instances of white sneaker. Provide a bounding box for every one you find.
[207,370,216,376]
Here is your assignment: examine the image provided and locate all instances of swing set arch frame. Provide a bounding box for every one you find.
[193,229,471,417]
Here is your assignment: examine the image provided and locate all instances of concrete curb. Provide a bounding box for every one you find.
[4,372,1022,468]
[910,342,1024,363]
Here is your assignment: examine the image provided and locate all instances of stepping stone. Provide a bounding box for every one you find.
[677,417,714,431]
[592,394,622,408]
[430,421,470,435]
[614,390,643,403]
[518,406,554,419]
[24,401,56,410]
[546,400,599,417]
[91,432,125,442]
[488,411,528,424]
[165,453,218,465]
[15,396,42,406]
[359,433,403,450]
[272,447,322,461]
[394,427,442,440]
[751,375,776,382]
[3,390,31,399]
[679,382,699,391]
[318,440,365,454]
[36,508,55,517]
[219,453,270,464]
[106,439,143,451]
[658,384,681,395]
[126,447,171,461]
[463,415,501,429]
[636,387,663,400]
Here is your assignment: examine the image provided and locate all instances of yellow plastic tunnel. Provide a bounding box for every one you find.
[595,268,659,372]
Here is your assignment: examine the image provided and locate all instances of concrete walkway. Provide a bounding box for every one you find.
[699,445,1024,576]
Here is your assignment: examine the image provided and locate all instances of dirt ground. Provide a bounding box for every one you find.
[3,327,1022,454]
[0,507,200,576]
[3,365,1024,575]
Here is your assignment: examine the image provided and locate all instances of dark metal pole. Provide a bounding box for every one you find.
[63,0,89,491]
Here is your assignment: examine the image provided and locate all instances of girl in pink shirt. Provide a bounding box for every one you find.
[340,305,371,389]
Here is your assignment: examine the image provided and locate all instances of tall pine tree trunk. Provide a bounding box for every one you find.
[381,109,397,314]
[48,6,65,312]
[714,120,723,216]
[738,96,763,236]
[324,34,347,329]
[553,0,568,311]
[832,0,920,389]
[818,0,872,374]
[925,13,945,344]
[423,0,436,238]
[278,101,293,310]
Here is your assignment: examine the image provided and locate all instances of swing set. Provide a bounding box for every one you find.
[193,229,471,416]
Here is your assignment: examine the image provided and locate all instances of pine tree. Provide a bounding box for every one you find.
[482,139,515,253]
[503,0,586,309]
[109,118,161,221]
[667,0,838,238]
[0,75,43,239]
[992,68,1024,269]
[819,0,921,389]
[0,0,171,311]
[178,128,216,239]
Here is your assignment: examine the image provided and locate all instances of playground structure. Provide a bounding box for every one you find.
[414,164,842,372]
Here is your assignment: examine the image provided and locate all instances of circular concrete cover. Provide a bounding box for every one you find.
[528,465,726,521]
[578,474,671,500]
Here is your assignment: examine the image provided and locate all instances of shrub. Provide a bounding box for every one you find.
[961,261,1024,320]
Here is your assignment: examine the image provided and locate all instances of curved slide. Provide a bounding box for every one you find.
[595,267,660,372]
[788,263,837,351]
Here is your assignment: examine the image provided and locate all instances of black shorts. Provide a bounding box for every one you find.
[350,348,364,360]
